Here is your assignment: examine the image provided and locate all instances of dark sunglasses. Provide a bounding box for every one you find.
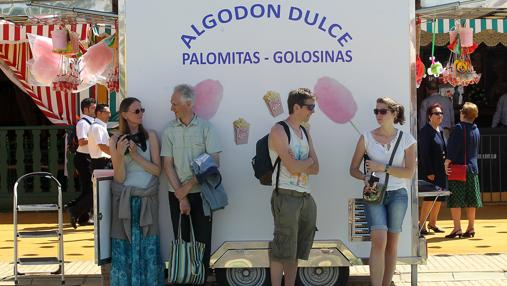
[130,108,145,114]
[431,111,444,116]
[373,108,389,115]
[302,104,316,111]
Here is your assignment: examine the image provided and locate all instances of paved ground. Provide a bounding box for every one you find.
[1,205,507,285]
[1,254,507,285]
[2,205,507,262]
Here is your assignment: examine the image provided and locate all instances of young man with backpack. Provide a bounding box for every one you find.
[68,98,96,229]
[267,88,319,286]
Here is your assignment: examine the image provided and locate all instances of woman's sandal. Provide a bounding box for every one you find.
[428,225,445,233]
[445,229,463,239]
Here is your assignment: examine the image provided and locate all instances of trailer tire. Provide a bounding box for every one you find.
[296,266,349,286]
[215,267,269,286]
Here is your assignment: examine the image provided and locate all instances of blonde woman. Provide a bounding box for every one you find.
[445,102,482,239]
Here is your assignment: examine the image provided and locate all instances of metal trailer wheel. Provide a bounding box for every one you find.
[297,266,349,286]
[216,267,269,286]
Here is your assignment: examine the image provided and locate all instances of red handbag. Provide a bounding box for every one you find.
[448,126,467,182]
[448,164,467,181]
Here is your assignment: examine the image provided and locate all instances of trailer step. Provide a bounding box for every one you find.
[16,266,62,275]
[17,257,60,265]
[18,230,60,238]
[17,204,58,212]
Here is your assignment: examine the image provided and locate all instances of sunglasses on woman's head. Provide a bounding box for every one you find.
[130,108,145,114]
[373,108,389,115]
[432,111,444,116]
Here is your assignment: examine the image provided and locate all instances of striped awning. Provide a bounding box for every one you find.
[0,20,118,125]
[421,18,507,33]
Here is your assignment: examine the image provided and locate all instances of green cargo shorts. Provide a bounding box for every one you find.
[270,188,317,262]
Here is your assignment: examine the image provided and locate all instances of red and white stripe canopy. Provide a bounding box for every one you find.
[0,20,109,125]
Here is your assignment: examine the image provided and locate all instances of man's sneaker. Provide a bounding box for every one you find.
[70,216,78,229]
[67,209,78,229]
[79,219,94,226]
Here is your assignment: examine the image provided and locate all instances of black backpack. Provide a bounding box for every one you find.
[67,117,92,154]
[252,121,308,188]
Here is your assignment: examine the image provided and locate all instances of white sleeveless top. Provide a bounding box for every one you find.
[269,124,311,193]
[363,129,416,191]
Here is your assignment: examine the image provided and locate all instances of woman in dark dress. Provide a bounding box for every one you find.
[418,103,447,235]
[445,102,482,239]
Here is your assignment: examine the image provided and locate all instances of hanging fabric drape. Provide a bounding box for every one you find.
[0,20,118,125]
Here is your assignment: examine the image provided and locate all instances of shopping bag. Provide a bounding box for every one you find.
[168,215,206,285]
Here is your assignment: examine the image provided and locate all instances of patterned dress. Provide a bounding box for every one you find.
[110,142,165,286]
[448,170,482,208]
[446,122,482,208]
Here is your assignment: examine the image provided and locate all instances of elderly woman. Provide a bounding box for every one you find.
[109,97,165,285]
[349,97,416,286]
[418,103,448,235]
[445,102,482,239]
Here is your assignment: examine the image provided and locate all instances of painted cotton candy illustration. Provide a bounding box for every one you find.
[314,76,358,124]
[193,79,223,120]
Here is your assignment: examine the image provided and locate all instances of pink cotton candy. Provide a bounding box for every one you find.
[28,55,60,85]
[313,76,357,124]
[81,41,113,82]
[193,79,223,120]
[27,34,60,85]
[28,34,57,60]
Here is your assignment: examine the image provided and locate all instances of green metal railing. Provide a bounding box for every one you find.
[0,126,78,210]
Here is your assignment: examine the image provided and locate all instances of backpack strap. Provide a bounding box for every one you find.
[301,125,308,140]
[274,121,291,191]
[79,117,92,125]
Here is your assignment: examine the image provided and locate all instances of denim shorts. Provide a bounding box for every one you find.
[365,188,408,233]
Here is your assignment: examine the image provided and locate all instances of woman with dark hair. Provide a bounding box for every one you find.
[445,102,482,239]
[418,103,447,235]
[108,97,164,285]
[349,97,416,286]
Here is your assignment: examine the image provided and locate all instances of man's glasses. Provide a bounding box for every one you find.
[373,108,389,115]
[432,112,444,116]
[130,108,145,114]
[302,104,316,111]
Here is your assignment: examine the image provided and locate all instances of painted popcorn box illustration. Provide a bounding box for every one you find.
[263,90,283,117]
[233,118,250,145]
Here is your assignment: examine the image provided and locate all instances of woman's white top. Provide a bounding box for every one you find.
[363,129,416,191]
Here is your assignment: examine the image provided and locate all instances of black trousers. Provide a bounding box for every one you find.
[168,192,212,286]
[69,152,93,223]
[90,157,112,171]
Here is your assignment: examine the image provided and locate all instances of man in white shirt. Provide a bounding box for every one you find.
[68,98,95,229]
[89,104,112,170]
